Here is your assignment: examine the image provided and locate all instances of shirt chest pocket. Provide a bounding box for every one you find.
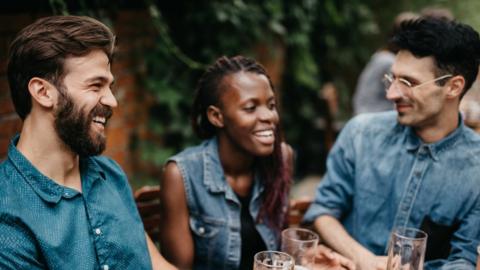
[189,215,226,262]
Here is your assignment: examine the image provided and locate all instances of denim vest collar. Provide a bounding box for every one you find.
[405,114,465,161]
[202,137,264,199]
[8,134,105,203]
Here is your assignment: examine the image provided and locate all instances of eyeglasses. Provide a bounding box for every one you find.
[383,73,452,97]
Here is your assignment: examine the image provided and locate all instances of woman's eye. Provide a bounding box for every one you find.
[244,106,255,112]
[268,102,277,110]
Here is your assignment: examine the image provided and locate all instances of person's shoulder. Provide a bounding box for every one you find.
[89,156,129,184]
[91,155,123,172]
[348,111,398,131]
[0,158,21,192]
[460,126,480,151]
[169,139,212,163]
[372,50,395,62]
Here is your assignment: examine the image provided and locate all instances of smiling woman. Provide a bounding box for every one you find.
[159,56,293,270]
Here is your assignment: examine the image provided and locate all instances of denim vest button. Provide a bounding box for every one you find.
[198,227,205,234]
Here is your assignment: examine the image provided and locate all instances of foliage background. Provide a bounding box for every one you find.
[46,0,480,186]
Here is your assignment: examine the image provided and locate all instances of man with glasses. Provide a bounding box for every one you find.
[304,17,480,269]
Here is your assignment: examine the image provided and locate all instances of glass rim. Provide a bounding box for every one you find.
[392,227,428,241]
[254,251,294,268]
[281,227,319,243]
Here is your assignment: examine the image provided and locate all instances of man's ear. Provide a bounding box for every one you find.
[27,77,57,108]
[207,105,224,128]
[446,75,465,99]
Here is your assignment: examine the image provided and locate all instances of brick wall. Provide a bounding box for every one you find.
[0,10,156,181]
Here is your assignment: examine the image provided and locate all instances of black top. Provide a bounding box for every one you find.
[237,193,267,270]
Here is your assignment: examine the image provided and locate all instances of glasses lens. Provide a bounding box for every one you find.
[383,74,393,91]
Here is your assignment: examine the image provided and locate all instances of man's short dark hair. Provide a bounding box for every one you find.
[390,18,480,96]
[7,15,116,120]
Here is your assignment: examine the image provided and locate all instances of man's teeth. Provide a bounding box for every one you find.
[93,116,106,125]
[255,130,273,137]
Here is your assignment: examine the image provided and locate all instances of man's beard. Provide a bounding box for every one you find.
[54,92,113,157]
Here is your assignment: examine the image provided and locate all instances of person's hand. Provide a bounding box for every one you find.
[354,252,388,270]
[312,244,356,270]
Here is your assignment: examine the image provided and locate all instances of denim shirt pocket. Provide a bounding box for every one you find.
[189,215,225,263]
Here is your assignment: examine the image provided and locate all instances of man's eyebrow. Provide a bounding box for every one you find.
[85,76,115,85]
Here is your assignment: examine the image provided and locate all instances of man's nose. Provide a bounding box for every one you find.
[101,88,118,108]
[385,83,404,101]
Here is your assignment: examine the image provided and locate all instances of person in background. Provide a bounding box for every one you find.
[353,11,419,115]
[0,15,175,270]
[420,6,454,21]
[304,18,480,270]
[159,55,355,270]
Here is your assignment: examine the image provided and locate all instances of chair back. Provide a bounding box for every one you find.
[134,185,161,243]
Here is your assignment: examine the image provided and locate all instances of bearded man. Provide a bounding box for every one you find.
[0,16,176,270]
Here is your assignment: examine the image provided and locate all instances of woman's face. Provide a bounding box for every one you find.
[216,71,279,157]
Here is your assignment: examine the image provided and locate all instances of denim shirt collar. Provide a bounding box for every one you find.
[405,114,465,161]
[202,137,263,195]
[7,134,105,204]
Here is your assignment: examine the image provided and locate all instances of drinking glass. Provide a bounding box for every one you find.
[254,251,295,270]
[281,228,319,270]
[386,227,427,270]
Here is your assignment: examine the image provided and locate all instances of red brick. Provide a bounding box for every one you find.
[0,137,9,160]
[0,99,15,115]
[0,14,35,31]
[105,126,129,150]
[0,78,10,100]
[116,73,136,88]
[0,117,21,138]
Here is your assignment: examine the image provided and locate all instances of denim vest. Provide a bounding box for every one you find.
[168,138,279,270]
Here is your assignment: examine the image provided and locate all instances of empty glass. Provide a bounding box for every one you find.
[281,228,319,270]
[254,251,295,270]
[386,227,428,270]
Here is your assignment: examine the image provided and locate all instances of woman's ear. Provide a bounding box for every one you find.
[446,75,465,99]
[28,77,57,108]
[207,105,224,128]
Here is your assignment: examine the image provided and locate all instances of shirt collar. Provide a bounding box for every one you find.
[404,114,465,161]
[202,137,263,194]
[203,137,228,193]
[7,134,105,203]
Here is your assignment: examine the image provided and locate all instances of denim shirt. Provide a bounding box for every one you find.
[0,135,151,270]
[168,138,280,270]
[303,111,480,270]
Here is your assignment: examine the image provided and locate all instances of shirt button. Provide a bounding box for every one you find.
[95,228,102,235]
[102,265,109,270]
[198,227,205,234]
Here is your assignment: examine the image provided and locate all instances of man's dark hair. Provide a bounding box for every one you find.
[7,15,116,120]
[390,18,480,96]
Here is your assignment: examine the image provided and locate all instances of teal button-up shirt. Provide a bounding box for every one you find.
[0,135,151,269]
